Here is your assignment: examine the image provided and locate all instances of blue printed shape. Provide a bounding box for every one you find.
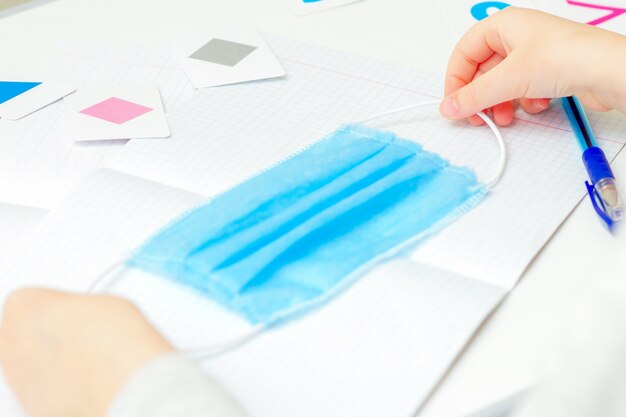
[0,82,41,105]
[471,1,510,21]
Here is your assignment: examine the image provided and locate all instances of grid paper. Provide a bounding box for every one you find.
[0,37,194,209]
[0,202,47,258]
[0,169,505,417]
[3,35,626,417]
[112,34,625,289]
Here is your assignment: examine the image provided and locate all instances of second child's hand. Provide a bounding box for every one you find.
[0,289,174,417]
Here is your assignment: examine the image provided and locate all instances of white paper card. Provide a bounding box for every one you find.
[0,81,75,120]
[287,0,363,15]
[171,25,286,88]
[63,85,170,142]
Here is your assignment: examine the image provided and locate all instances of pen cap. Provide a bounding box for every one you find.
[594,177,625,222]
[583,147,625,224]
[582,146,613,184]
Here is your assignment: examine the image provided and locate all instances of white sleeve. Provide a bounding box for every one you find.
[107,353,249,417]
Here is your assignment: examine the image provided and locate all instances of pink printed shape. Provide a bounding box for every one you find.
[566,0,626,26]
[79,97,153,125]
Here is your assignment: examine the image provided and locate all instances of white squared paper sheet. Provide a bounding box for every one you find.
[2,35,626,417]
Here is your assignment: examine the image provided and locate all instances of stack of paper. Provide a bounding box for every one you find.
[1,35,625,417]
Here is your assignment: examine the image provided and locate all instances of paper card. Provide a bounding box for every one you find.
[0,81,75,120]
[171,25,286,88]
[63,85,170,142]
[286,0,364,15]
[440,0,544,36]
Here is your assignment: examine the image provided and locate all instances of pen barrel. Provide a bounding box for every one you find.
[583,146,613,184]
[562,96,598,150]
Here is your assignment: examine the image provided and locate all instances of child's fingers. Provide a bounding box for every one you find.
[441,56,526,120]
[492,101,515,126]
[468,114,485,126]
[519,97,551,114]
[444,14,508,96]
[475,53,505,77]
[466,101,514,127]
[456,55,507,126]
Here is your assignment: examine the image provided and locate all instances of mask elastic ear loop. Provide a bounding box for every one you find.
[87,256,264,360]
[354,100,506,189]
[87,256,128,293]
[182,326,264,360]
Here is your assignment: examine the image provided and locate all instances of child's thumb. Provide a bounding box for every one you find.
[440,58,524,120]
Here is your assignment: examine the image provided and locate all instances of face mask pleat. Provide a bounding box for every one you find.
[184,144,395,267]
[131,135,389,266]
[187,138,392,255]
[186,150,418,276]
[128,125,486,324]
[231,163,479,322]
[199,155,430,284]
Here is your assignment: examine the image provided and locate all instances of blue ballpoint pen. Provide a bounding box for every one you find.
[561,96,625,231]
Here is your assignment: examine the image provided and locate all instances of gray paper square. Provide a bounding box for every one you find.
[189,38,257,67]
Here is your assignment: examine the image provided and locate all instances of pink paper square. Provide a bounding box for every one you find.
[79,97,153,125]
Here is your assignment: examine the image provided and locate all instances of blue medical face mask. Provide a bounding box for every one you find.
[123,103,505,327]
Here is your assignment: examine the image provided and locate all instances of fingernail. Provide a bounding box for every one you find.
[441,96,461,119]
[533,99,550,111]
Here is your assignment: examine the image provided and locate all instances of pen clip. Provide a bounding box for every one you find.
[586,181,615,231]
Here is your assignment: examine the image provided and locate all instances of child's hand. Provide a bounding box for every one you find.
[0,288,174,417]
[440,7,626,126]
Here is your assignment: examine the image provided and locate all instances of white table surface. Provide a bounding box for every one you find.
[1,1,625,416]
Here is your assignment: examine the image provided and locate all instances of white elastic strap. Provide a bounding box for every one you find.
[354,100,506,189]
[87,257,127,293]
[87,257,263,360]
[182,325,264,360]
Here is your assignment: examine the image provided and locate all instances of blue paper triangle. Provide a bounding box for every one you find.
[0,81,42,105]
